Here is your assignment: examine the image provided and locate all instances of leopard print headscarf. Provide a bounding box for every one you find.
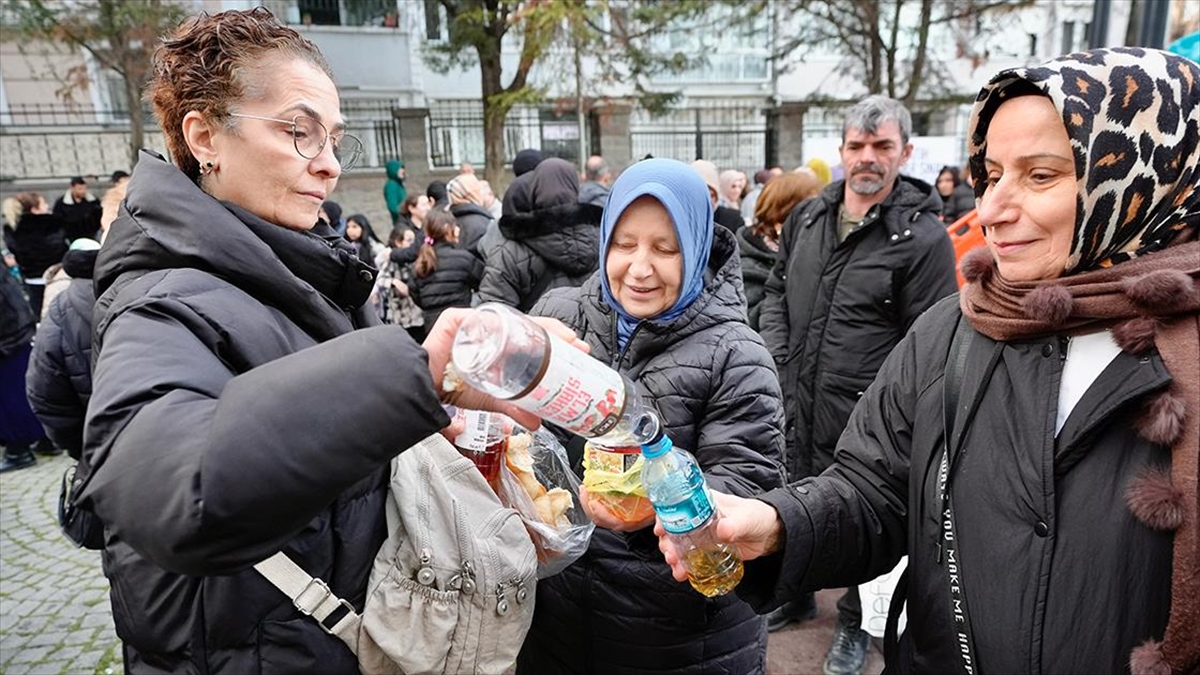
[967,47,1200,275]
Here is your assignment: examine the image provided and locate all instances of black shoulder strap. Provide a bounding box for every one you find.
[883,311,972,667]
[944,312,973,449]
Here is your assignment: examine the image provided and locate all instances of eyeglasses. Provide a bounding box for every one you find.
[228,113,363,171]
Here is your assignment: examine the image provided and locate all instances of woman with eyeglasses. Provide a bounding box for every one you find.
[76,9,578,673]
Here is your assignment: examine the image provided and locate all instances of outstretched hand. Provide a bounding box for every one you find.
[655,490,784,583]
[423,308,590,433]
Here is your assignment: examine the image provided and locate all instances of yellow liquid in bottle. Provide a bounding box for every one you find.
[683,547,744,597]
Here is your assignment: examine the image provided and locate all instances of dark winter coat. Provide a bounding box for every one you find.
[758,177,956,479]
[578,180,609,207]
[79,151,449,674]
[53,192,101,242]
[25,248,97,458]
[714,205,744,234]
[940,183,976,224]
[410,241,483,328]
[734,225,777,332]
[740,296,1173,675]
[478,202,603,312]
[0,261,35,358]
[449,202,493,256]
[518,226,786,675]
[7,213,68,279]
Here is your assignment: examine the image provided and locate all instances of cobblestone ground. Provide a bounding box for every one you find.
[0,452,122,675]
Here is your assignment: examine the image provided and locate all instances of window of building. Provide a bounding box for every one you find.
[424,0,447,41]
[286,0,399,27]
[1061,21,1075,55]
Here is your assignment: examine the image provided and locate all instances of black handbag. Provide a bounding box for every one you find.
[57,463,104,549]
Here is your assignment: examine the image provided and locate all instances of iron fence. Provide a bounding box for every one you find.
[630,101,770,175]
[426,100,596,170]
[0,101,401,181]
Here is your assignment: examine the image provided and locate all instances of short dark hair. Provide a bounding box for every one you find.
[70,176,87,186]
[110,170,130,183]
[148,8,333,181]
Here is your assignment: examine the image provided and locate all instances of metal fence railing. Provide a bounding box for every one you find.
[631,101,770,175]
[427,100,549,169]
[0,101,402,181]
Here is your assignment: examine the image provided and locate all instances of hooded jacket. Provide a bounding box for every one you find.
[519,225,786,675]
[448,202,493,256]
[25,247,98,458]
[383,160,406,225]
[758,176,956,479]
[735,225,777,332]
[79,151,449,673]
[479,160,602,312]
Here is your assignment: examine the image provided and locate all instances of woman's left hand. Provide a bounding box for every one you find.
[422,308,590,431]
[578,486,655,532]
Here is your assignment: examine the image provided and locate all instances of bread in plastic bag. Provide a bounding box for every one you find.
[497,428,595,579]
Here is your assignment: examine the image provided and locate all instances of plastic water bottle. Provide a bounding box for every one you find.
[450,303,660,445]
[640,434,743,597]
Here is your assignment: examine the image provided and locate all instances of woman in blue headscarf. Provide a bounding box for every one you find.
[519,158,786,675]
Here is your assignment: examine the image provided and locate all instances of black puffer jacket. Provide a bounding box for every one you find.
[449,202,492,256]
[25,248,98,458]
[518,226,786,675]
[80,151,449,673]
[410,241,483,328]
[0,260,35,358]
[8,212,68,279]
[480,158,602,312]
[740,296,1173,674]
[734,225,777,332]
[758,177,956,479]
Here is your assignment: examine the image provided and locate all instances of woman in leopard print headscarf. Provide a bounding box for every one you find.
[653,49,1198,675]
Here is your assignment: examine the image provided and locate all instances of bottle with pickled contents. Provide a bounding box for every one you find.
[639,433,743,597]
[450,303,660,445]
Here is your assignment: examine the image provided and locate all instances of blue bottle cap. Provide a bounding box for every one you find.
[641,433,672,459]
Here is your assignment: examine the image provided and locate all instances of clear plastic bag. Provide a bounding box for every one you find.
[496,428,595,579]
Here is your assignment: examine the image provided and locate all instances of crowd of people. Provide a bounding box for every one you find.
[0,7,1196,675]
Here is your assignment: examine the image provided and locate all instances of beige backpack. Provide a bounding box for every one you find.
[256,433,538,674]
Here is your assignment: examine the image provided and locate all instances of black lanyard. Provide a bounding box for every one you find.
[938,317,1004,675]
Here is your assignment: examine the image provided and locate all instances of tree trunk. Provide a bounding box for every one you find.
[886,0,903,99]
[903,0,934,106]
[124,70,144,169]
[480,49,507,187]
[866,1,882,94]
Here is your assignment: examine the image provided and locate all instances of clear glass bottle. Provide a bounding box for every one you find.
[451,303,660,445]
[640,434,743,597]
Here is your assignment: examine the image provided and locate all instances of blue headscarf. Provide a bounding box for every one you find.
[599,158,714,350]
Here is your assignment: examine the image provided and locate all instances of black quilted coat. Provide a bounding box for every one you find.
[478,160,602,312]
[518,225,787,675]
[79,151,449,674]
[25,247,98,458]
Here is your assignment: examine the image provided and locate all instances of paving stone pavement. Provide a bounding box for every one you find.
[0,452,122,675]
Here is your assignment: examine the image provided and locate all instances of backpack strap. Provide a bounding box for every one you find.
[254,552,362,652]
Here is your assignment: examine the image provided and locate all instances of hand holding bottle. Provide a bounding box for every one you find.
[424,307,590,433]
[654,489,785,584]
